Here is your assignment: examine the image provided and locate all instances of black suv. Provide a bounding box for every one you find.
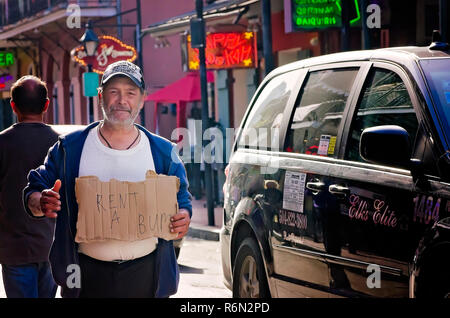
[221,44,450,298]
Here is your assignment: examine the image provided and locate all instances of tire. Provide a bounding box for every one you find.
[232,237,270,298]
[416,247,450,298]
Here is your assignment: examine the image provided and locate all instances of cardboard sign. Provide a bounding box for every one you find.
[75,171,179,243]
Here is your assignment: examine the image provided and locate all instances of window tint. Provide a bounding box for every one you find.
[345,68,419,162]
[284,68,359,157]
[238,70,299,150]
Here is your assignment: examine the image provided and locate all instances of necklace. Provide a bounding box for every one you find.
[98,126,140,150]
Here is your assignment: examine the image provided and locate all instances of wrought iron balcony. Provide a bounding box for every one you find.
[0,0,117,28]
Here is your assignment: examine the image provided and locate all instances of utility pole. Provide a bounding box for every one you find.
[361,0,371,49]
[135,0,143,70]
[341,0,350,51]
[192,0,215,226]
[136,0,145,125]
[261,0,274,75]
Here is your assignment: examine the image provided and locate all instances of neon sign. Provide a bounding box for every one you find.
[71,35,137,74]
[0,52,14,67]
[187,32,258,70]
[0,74,13,89]
[285,0,361,32]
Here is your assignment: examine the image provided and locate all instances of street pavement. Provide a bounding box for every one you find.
[173,236,231,298]
[0,198,224,298]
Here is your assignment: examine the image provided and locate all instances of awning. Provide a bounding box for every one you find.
[141,0,259,37]
[146,71,214,130]
[146,71,214,103]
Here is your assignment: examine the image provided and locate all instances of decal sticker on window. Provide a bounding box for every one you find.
[328,136,337,155]
[283,171,307,213]
[317,135,331,156]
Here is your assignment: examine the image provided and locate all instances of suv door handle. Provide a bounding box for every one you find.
[306,181,326,192]
[328,184,350,196]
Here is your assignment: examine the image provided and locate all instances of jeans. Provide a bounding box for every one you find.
[1,262,57,298]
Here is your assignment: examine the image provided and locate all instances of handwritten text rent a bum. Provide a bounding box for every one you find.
[75,171,179,243]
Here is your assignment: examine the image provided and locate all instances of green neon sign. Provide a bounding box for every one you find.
[0,52,15,67]
[291,0,361,30]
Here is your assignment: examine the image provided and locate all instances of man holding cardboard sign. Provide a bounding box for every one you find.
[23,61,192,298]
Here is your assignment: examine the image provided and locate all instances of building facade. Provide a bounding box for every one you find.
[0,0,448,208]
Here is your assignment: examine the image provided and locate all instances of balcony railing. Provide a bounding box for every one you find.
[0,0,117,28]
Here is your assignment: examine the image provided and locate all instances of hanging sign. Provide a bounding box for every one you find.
[71,35,137,74]
[83,72,99,97]
[186,31,258,70]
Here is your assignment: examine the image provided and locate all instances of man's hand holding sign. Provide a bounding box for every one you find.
[170,209,190,239]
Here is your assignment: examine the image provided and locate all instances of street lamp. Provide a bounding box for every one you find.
[80,21,99,56]
[80,20,99,123]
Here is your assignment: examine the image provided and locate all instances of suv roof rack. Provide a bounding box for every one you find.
[429,30,450,51]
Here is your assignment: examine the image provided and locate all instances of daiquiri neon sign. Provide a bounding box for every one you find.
[286,0,361,32]
[187,32,258,70]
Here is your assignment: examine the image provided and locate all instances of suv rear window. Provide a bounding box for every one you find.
[238,70,300,151]
[284,68,359,157]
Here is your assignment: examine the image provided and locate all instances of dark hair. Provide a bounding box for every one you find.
[10,75,48,114]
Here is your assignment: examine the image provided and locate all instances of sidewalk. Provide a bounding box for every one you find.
[187,198,223,241]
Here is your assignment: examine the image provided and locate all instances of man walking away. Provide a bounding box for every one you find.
[0,75,58,298]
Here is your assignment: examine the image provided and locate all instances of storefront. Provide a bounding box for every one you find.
[0,0,121,126]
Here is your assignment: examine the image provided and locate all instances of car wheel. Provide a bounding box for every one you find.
[417,249,450,298]
[232,237,270,298]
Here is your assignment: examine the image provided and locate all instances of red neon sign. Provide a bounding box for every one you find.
[71,35,137,74]
[187,32,258,70]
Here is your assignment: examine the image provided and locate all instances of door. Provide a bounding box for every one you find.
[322,63,425,297]
[272,64,362,297]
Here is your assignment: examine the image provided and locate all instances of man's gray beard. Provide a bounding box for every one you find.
[101,105,140,128]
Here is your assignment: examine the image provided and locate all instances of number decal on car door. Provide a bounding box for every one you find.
[413,195,440,225]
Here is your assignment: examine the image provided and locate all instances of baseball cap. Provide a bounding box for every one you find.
[101,61,145,90]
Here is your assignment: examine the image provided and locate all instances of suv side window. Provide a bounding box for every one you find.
[238,70,299,151]
[284,68,359,157]
[345,68,419,162]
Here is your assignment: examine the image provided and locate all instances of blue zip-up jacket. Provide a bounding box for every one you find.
[23,121,192,298]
